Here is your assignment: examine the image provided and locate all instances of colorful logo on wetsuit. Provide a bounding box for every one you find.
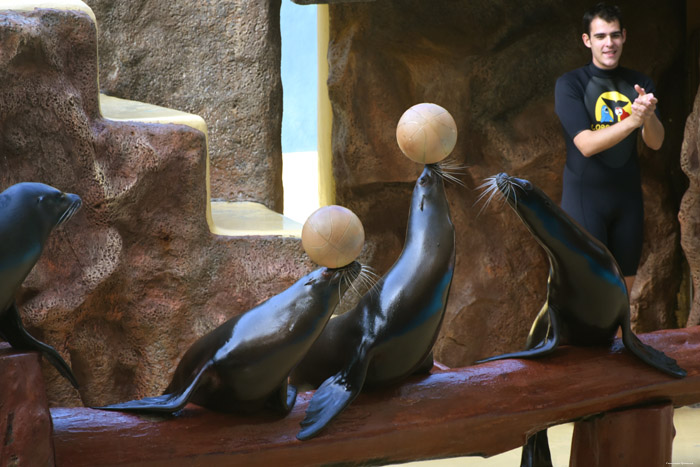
[592,91,631,130]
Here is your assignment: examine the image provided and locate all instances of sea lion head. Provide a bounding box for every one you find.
[304,260,363,300]
[0,182,82,314]
[493,173,556,229]
[412,164,450,214]
[2,182,82,235]
[479,173,575,250]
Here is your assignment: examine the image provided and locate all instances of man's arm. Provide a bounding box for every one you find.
[572,115,642,157]
[572,84,663,157]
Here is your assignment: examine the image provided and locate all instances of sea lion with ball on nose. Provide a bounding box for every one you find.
[291,103,459,440]
[98,206,369,416]
[476,172,685,466]
[0,182,82,389]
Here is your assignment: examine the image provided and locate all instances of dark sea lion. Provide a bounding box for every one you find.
[476,173,685,466]
[0,182,82,389]
[293,164,456,440]
[97,261,362,416]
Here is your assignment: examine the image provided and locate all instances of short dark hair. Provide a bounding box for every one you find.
[583,3,624,35]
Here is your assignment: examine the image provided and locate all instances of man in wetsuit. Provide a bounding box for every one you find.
[555,2,664,293]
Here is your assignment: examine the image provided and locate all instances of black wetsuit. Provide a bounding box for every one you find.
[555,62,658,276]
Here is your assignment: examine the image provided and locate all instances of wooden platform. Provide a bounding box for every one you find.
[45,326,700,466]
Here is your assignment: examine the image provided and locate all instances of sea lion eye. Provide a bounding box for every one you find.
[522,181,533,190]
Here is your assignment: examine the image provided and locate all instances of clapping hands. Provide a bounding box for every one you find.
[631,84,658,125]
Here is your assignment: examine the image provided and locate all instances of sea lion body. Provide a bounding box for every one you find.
[99,261,361,415]
[295,164,455,440]
[0,182,82,388]
[477,173,685,377]
[477,173,685,467]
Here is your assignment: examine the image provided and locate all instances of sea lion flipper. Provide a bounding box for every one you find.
[297,350,371,441]
[296,371,361,441]
[0,303,79,389]
[620,324,687,378]
[96,363,207,413]
[475,305,560,364]
[96,392,189,413]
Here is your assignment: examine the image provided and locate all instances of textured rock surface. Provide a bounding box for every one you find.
[84,0,284,211]
[0,344,54,466]
[326,0,688,365]
[680,84,700,326]
[0,9,311,407]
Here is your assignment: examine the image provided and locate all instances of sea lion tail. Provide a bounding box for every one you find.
[476,305,560,364]
[621,327,687,379]
[0,303,79,389]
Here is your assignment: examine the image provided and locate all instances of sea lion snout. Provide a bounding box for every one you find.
[495,173,532,194]
[12,182,83,228]
[53,193,82,227]
[418,167,434,186]
[322,260,362,285]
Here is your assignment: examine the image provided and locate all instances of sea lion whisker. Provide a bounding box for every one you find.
[437,170,466,187]
[360,266,381,288]
[474,179,502,216]
[353,270,373,293]
[56,203,77,227]
[431,161,467,187]
[56,200,82,226]
[476,176,498,190]
[344,270,364,299]
[360,264,380,279]
[355,266,380,297]
[474,183,498,203]
[434,157,466,172]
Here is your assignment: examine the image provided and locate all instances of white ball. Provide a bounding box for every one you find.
[396,103,457,164]
[302,205,365,268]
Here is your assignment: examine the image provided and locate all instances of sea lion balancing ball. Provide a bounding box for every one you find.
[396,103,457,164]
[302,205,365,269]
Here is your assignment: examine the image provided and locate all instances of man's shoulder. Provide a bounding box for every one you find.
[557,65,589,83]
[616,66,654,85]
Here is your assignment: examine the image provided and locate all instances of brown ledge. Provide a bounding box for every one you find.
[51,326,700,466]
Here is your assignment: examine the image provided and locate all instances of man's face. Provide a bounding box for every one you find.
[582,17,626,70]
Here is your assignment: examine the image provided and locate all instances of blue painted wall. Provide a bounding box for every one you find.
[280,0,318,153]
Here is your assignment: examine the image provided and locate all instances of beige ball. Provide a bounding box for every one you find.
[302,205,365,268]
[396,103,457,164]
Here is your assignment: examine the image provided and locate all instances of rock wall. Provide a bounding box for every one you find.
[84,0,284,211]
[680,80,700,326]
[326,0,688,365]
[0,9,310,407]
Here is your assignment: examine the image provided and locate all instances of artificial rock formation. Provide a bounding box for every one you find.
[0,8,311,407]
[680,84,700,326]
[326,0,688,365]
[84,0,284,210]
